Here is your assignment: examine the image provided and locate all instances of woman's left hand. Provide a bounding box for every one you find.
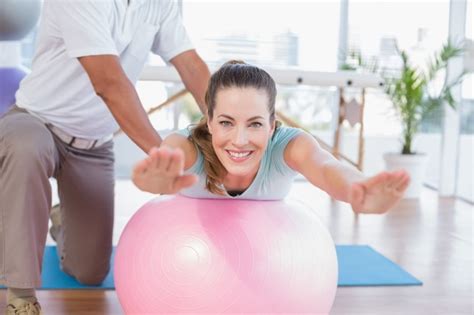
[349,170,410,214]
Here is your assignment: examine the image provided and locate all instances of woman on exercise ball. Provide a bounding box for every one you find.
[133,60,409,214]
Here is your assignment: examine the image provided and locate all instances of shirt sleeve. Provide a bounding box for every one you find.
[151,1,195,61]
[174,128,204,174]
[51,0,118,58]
[270,127,303,176]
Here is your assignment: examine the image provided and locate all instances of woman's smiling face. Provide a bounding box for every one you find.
[207,86,275,180]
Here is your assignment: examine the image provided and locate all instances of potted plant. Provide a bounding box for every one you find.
[383,41,467,198]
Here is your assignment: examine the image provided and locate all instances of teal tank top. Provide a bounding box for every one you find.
[177,126,303,200]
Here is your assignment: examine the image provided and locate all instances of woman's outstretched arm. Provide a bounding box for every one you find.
[132,134,199,194]
[284,132,410,214]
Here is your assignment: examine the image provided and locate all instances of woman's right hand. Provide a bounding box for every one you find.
[132,146,198,194]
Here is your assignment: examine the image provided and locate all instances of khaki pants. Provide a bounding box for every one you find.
[0,106,115,288]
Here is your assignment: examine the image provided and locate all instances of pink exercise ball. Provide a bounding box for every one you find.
[114,195,338,314]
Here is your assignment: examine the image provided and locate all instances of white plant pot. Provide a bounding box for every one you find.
[383,152,428,199]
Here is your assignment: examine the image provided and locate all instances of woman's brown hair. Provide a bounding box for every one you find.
[188,60,279,195]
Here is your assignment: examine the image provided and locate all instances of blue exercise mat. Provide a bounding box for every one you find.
[1,245,421,289]
[42,246,115,289]
[336,245,422,286]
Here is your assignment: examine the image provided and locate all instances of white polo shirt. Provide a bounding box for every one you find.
[16,0,194,139]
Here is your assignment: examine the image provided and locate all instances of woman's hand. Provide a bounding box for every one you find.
[132,146,198,194]
[349,170,410,214]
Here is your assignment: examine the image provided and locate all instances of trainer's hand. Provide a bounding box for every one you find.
[349,170,410,214]
[132,146,198,194]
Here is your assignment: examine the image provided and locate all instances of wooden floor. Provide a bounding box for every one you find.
[1,182,472,314]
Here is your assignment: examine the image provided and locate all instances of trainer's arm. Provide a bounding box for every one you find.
[78,55,161,153]
[170,50,210,114]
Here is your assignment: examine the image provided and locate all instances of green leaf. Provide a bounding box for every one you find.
[382,41,466,154]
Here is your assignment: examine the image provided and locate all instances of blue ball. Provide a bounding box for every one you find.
[0,67,27,117]
[0,0,41,41]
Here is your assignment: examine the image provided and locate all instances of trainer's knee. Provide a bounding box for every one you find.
[75,263,110,286]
